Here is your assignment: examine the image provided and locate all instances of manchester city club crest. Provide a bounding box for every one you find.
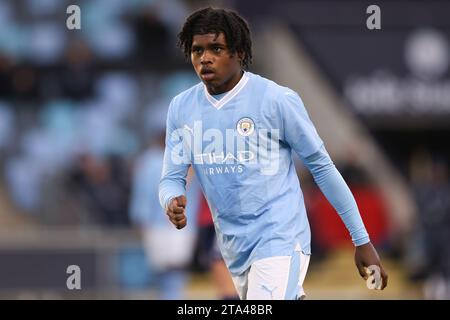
[236,117,255,136]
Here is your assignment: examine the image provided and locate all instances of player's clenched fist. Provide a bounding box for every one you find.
[166,195,187,229]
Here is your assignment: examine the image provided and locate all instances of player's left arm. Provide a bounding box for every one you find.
[302,147,388,289]
[354,242,388,289]
[278,89,388,289]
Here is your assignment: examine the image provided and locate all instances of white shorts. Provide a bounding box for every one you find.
[231,247,310,300]
[142,227,195,272]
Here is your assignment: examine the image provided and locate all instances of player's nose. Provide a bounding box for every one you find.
[200,50,213,64]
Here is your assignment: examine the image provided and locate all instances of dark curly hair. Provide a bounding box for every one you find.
[178,7,253,70]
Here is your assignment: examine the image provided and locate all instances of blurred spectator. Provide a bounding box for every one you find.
[409,148,450,299]
[69,153,131,226]
[133,10,171,67]
[0,54,14,98]
[11,64,39,101]
[60,40,95,101]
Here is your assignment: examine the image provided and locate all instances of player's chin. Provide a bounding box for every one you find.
[200,76,218,86]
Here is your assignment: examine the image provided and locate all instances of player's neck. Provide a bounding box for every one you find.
[207,70,244,95]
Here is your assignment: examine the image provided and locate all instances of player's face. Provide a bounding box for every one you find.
[191,33,243,95]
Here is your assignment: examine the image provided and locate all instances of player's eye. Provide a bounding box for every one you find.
[213,47,222,53]
[192,47,203,54]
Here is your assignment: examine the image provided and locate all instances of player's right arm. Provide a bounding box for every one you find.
[166,195,188,229]
[158,98,191,229]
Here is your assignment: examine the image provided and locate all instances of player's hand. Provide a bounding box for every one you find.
[355,242,388,290]
[166,195,187,229]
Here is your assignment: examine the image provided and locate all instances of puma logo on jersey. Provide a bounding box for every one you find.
[183,124,194,134]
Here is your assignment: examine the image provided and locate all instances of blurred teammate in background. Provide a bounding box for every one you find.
[129,131,196,299]
[159,7,388,299]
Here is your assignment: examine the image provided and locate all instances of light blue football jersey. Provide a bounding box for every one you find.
[159,71,369,277]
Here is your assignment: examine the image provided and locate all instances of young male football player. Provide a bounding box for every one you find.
[159,7,388,299]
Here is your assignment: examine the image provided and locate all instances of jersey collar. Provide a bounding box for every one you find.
[203,71,249,110]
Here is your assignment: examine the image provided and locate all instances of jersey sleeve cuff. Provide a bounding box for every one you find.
[353,235,371,247]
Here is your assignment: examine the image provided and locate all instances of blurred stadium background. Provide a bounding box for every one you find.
[0,0,449,299]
